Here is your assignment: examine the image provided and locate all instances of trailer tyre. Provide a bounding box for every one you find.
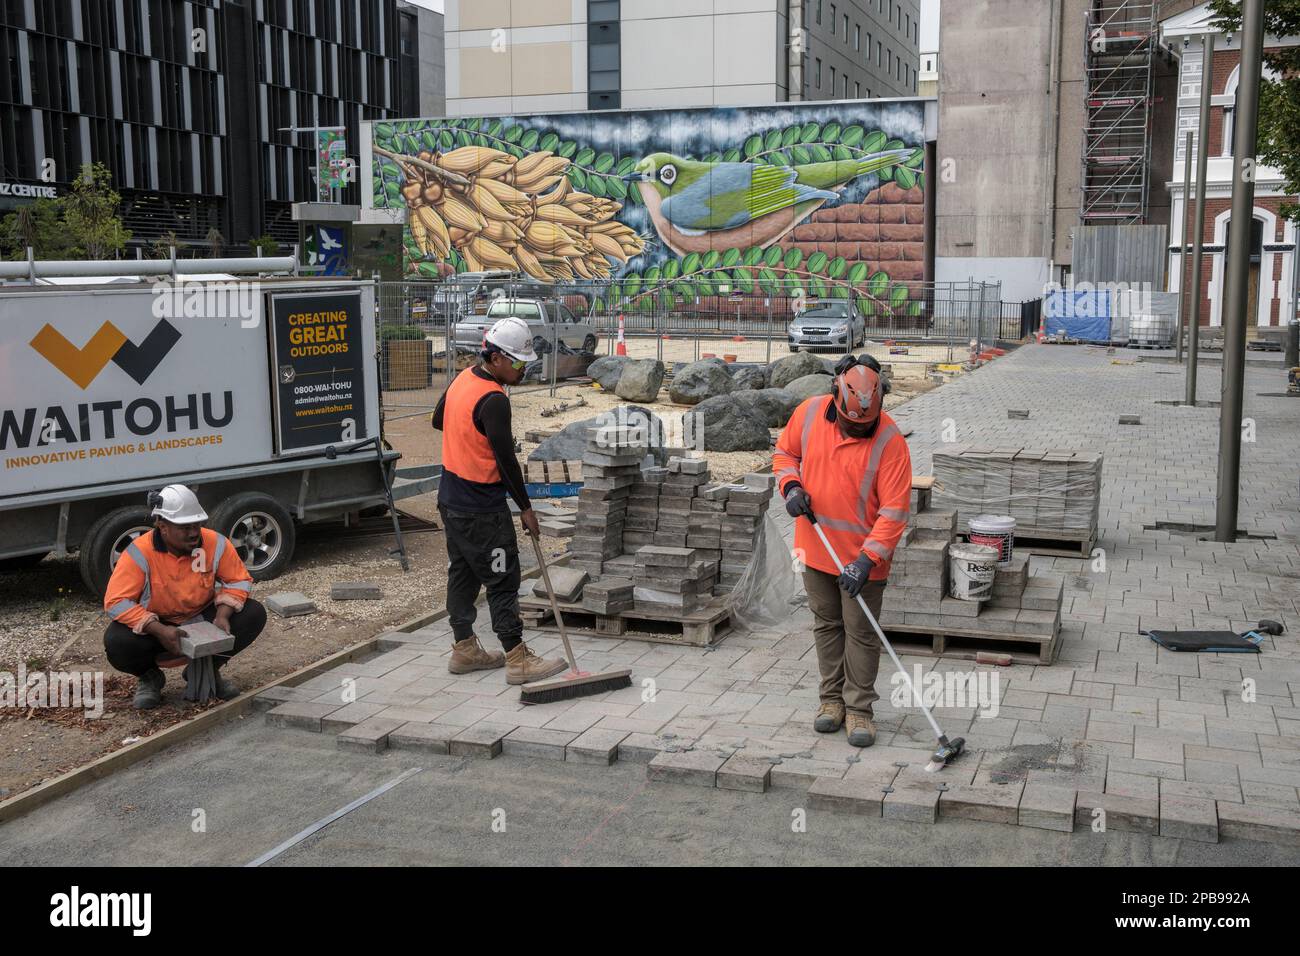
[79,507,155,596]
[209,494,296,582]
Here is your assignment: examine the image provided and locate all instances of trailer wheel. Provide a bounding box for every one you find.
[79,507,155,596]
[209,494,296,581]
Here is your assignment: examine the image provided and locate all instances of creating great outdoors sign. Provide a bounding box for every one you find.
[0,288,274,498]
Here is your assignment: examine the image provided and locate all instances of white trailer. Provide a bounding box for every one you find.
[0,264,435,593]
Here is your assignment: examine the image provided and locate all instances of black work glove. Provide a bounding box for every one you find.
[784,485,814,521]
[837,554,875,598]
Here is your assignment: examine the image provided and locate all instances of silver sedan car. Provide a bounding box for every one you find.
[454,298,600,355]
[787,301,865,352]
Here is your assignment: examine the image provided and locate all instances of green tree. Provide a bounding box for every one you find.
[1210,0,1300,222]
[62,162,131,259]
[249,234,280,257]
[150,230,181,260]
[0,198,76,260]
[205,227,226,258]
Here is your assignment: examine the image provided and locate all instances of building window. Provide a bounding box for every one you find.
[816,57,822,88]
[830,5,836,34]
[842,74,848,98]
[877,41,882,65]
[855,81,861,98]
[854,24,860,50]
[830,65,836,93]
[866,32,872,58]
[843,13,848,39]
[816,0,822,24]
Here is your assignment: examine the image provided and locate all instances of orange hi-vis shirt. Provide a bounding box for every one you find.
[103,528,253,634]
[440,366,506,485]
[772,397,912,579]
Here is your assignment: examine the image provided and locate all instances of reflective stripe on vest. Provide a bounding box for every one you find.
[124,540,152,609]
[442,366,506,485]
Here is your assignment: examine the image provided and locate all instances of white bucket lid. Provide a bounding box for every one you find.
[970,514,1016,533]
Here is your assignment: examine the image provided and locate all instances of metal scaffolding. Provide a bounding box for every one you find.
[1081,1,1159,224]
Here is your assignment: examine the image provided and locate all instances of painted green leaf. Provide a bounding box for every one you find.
[539,132,560,153]
[908,301,923,317]
[733,268,754,293]
[811,277,828,299]
[375,124,394,140]
[644,265,661,283]
[421,131,438,151]
[504,125,523,143]
[439,130,455,150]
[862,131,888,153]
[791,145,812,165]
[605,177,627,200]
[885,139,905,152]
[916,171,926,192]
[827,256,847,279]
[840,125,865,148]
[800,122,821,143]
[520,129,540,151]
[771,151,792,166]
[723,148,742,162]
[783,248,804,270]
[822,122,842,143]
[758,267,779,294]
[848,261,870,284]
[833,145,854,162]
[807,251,828,274]
[682,252,702,275]
[764,129,784,152]
[466,118,482,132]
[393,121,410,134]
[895,167,917,191]
[384,182,402,204]
[742,246,764,267]
[507,144,526,159]
[763,245,784,267]
[782,125,802,148]
[809,144,833,163]
[658,289,675,309]
[877,166,896,182]
[558,140,577,158]
[831,284,851,299]
[569,167,587,190]
[702,250,722,270]
[702,152,721,164]
[623,274,642,299]
[905,147,925,168]
[487,120,504,138]
[575,147,596,166]
[456,131,473,149]
[616,155,637,174]
[662,259,680,281]
[868,271,890,298]
[587,175,607,198]
[890,285,909,309]
[625,183,642,206]
[721,248,743,268]
[744,134,763,158]
[595,152,616,173]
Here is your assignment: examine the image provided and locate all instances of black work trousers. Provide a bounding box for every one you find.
[103,599,266,677]
[439,505,524,652]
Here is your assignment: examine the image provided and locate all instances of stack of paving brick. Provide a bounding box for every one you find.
[715,474,776,594]
[973,553,1065,638]
[581,576,635,615]
[632,545,715,614]
[569,426,646,575]
[879,509,954,630]
[623,466,666,554]
[931,446,1102,540]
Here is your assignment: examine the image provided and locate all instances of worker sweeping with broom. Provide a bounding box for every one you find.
[773,355,912,748]
[431,316,569,685]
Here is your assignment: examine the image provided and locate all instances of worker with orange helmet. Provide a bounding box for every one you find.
[772,354,912,747]
[432,316,567,686]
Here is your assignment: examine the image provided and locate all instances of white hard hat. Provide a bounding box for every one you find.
[484,316,538,363]
[149,484,208,524]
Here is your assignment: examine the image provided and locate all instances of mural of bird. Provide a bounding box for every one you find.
[625,149,915,256]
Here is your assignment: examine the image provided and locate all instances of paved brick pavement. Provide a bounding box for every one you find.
[261,346,1300,846]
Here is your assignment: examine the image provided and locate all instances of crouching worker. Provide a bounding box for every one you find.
[103,484,266,709]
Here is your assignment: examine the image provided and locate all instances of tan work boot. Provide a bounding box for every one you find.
[814,700,845,733]
[448,636,505,675]
[505,641,567,685]
[846,712,877,748]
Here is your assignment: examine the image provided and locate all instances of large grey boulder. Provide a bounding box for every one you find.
[588,355,628,390]
[768,351,827,389]
[686,395,772,452]
[530,405,666,462]
[730,387,801,428]
[614,359,665,402]
[732,366,768,391]
[785,373,834,402]
[669,360,734,405]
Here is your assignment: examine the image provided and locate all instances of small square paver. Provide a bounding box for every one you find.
[449,722,513,758]
[336,717,406,754]
[266,701,340,731]
[882,785,941,823]
[717,753,773,793]
[266,592,317,618]
[503,727,578,761]
[770,758,848,791]
[1159,794,1219,843]
[252,685,316,712]
[1018,782,1077,832]
[388,722,457,754]
[566,728,629,765]
[330,581,383,601]
[618,733,686,764]
[321,701,388,731]
[807,776,885,816]
[1074,791,1159,835]
[939,781,1024,825]
[1215,801,1300,847]
[647,749,729,787]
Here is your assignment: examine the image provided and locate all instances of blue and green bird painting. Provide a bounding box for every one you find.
[625,149,914,257]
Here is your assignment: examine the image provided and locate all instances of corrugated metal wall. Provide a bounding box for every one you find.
[1072,225,1168,286]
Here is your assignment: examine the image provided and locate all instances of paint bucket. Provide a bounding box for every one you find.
[969,514,1016,568]
[949,543,999,602]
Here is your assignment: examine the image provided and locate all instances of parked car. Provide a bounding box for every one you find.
[454,297,601,354]
[433,271,552,319]
[787,300,865,351]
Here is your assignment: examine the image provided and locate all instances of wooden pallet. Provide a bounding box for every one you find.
[518,593,734,647]
[988,528,1096,559]
[522,459,583,483]
[882,621,1060,665]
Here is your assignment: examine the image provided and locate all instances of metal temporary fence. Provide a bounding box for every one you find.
[372,276,1006,405]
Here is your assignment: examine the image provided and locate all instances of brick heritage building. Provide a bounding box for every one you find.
[1163,3,1300,334]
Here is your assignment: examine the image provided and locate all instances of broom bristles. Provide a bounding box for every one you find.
[519,671,632,705]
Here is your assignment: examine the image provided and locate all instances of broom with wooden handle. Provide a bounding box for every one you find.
[519,533,632,705]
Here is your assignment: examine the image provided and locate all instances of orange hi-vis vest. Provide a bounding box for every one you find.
[103,528,253,634]
[441,366,506,485]
[772,397,912,579]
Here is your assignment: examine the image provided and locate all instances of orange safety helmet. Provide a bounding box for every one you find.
[833,363,884,425]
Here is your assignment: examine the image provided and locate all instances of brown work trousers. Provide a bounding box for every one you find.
[803,568,887,716]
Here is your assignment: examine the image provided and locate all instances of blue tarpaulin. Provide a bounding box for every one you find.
[1043,289,1112,342]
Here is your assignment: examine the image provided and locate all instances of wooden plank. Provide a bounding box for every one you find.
[911,475,935,490]
[518,594,732,647]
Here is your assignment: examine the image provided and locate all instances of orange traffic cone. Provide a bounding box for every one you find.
[616,314,628,356]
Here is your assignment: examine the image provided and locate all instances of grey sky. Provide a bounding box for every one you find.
[920,0,940,52]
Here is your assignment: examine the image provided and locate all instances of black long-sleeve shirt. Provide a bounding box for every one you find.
[432,365,531,514]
